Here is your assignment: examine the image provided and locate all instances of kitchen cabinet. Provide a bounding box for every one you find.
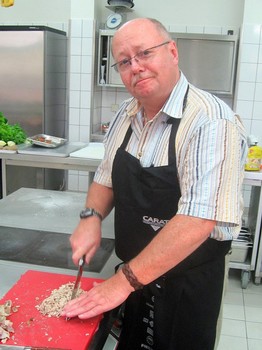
[97,29,124,87]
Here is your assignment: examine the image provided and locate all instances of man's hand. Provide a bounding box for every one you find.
[70,216,102,265]
[70,182,114,265]
[61,270,134,319]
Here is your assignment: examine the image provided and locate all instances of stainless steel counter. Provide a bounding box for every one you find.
[0,142,104,197]
[0,188,120,299]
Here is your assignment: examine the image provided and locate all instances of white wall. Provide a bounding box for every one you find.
[100,0,244,27]
[0,0,71,23]
[234,0,262,146]
[243,0,262,23]
[0,0,95,22]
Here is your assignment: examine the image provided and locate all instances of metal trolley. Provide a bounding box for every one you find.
[255,225,262,285]
[229,172,262,289]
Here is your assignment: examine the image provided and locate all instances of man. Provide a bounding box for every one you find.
[62,18,247,349]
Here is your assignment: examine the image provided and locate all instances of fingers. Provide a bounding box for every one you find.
[61,274,130,320]
[78,304,107,319]
[72,250,84,266]
[70,224,102,265]
[61,291,104,319]
[71,245,97,265]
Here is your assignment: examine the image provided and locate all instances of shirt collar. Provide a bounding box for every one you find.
[162,71,189,119]
[126,98,142,119]
[125,71,189,120]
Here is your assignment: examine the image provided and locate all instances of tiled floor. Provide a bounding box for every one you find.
[217,269,262,350]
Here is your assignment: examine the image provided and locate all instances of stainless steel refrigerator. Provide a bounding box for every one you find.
[0,25,68,196]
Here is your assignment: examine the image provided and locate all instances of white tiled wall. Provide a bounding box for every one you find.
[235,24,262,145]
[67,18,96,192]
[68,19,95,143]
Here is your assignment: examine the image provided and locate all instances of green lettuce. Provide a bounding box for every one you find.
[0,112,27,144]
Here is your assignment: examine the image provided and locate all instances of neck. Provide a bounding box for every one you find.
[143,103,162,120]
[140,92,171,119]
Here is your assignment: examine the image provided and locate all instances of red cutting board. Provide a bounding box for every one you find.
[0,270,104,350]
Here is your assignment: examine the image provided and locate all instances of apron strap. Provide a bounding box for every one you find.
[120,124,133,150]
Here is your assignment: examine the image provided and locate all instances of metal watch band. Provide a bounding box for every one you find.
[92,208,103,220]
[80,208,102,220]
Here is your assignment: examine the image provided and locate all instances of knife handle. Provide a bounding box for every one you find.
[79,254,86,266]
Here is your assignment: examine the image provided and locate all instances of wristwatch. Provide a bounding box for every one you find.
[80,208,102,220]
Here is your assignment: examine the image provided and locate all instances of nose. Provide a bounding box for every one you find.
[130,57,145,72]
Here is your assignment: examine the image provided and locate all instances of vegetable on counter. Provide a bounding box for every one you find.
[0,112,27,150]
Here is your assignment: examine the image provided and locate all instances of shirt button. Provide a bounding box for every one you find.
[138,151,142,158]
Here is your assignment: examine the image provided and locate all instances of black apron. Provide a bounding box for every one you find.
[111,92,231,350]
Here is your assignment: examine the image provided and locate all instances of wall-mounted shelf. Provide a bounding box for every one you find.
[97,29,125,87]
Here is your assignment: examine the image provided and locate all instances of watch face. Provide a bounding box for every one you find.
[106,13,122,29]
[80,208,92,218]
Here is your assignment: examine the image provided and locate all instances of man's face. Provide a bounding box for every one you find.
[112,20,179,102]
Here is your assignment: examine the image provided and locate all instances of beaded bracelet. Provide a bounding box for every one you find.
[122,263,144,290]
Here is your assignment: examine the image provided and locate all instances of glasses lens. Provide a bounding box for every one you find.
[113,64,119,72]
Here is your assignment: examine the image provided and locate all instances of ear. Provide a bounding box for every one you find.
[169,40,179,64]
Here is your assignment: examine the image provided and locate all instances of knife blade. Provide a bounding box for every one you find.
[66,255,85,321]
[70,255,85,300]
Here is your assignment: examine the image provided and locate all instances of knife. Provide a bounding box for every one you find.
[70,255,85,300]
[66,255,85,321]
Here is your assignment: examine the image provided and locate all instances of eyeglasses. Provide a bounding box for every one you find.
[111,41,170,73]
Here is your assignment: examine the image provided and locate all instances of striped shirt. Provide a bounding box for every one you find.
[94,72,248,240]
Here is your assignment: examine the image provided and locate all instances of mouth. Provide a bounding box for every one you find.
[134,76,152,87]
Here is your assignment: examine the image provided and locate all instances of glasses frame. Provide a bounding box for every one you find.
[111,41,170,73]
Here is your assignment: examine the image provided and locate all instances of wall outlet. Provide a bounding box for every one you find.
[111,104,119,112]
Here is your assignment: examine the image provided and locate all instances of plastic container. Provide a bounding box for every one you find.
[245,143,262,171]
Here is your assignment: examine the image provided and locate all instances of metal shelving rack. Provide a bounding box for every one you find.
[229,171,262,288]
[255,225,262,284]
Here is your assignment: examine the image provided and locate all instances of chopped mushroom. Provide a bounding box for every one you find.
[0,300,17,344]
[36,282,84,318]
